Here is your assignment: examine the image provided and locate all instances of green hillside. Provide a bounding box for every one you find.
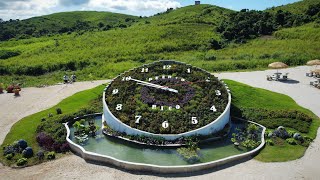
[267,0,320,14]
[0,1,319,87]
[0,11,140,40]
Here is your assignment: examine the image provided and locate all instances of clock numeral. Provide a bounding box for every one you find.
[116,104,122,111]
[176,105,180,110]
[112,89,119,95]
[141,68,148,73]
[152,105,157,109]
[135,115,142,124]
[215,90,221,96]
[122,76,132,81]
[187,68,191,73]
[210,105,217,112]
[162,121,169,128]
[163,65,171,69]
[191,117,198,124]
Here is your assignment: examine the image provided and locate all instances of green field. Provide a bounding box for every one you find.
[1,1,320,87]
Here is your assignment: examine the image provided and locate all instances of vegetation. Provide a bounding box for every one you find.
[0,84,106,166]
[177,147,201,163]
[0,2,319,87]
[0,11,140,41]
[225,79,320,161]
[218,1,320,42]
[231,123,261,150]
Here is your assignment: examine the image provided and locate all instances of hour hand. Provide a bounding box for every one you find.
[131,78,178,93]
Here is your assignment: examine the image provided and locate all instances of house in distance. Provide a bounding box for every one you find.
[195,1,201,5]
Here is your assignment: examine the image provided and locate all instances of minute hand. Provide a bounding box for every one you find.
[130,78,178,93]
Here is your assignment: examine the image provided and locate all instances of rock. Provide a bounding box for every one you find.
[22,147,33,158]
[293,133,302,140]
[273,127,290,139]
[18,139,28,149]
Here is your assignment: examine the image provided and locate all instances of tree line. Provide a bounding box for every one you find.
[217,3,320,43]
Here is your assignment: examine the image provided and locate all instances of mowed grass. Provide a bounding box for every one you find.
[224,79,320,161]
[255,143,306,162]
[0,84,105,166]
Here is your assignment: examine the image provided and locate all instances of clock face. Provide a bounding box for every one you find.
[105,61,229,134]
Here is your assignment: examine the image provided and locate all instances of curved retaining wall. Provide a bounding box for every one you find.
[64,119,266,173]
[103,92,231,140]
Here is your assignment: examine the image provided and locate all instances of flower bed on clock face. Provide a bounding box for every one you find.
[105,61,229,134]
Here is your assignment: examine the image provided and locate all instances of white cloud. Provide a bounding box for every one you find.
[0,0,181,20]
[87,0,181,15]
[0,0,58,20]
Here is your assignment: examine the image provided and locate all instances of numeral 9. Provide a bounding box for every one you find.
[112,89,118,95]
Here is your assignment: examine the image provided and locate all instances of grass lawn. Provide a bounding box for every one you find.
[1,79,319,166]
[255,144,306,162]
[225,79,320,162]
[0,84,106,166]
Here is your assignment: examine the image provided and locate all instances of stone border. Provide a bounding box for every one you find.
[64,116,266,173]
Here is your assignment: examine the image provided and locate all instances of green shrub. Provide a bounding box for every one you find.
[241,139,261,149]
[5,153,14,160]
[56,108,62,115]
[286,138,297,145]
[266,139,274,146]
[177,147,200,163]
[0,50,21,59]
[47,151,55,160]
[287,130,296,137]
[16,158,28,166]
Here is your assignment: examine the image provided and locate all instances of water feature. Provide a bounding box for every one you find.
[68,116,261,166]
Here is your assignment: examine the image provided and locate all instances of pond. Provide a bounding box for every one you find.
[68,116,261,166]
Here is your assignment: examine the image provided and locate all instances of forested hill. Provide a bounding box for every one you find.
[0,11,140,41]
[0,1,320,87]
[0,4,232,41]
[266,0,320,14]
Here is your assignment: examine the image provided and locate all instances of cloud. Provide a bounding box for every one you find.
[59,0,90,6]
[0,2,7,10]
[0,0,181,20]
[88,0,181,13]
[0,0,58,20]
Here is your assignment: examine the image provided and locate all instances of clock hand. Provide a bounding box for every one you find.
[130,78,179,93]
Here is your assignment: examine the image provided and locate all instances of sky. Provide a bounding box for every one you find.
[0,0,301,21]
